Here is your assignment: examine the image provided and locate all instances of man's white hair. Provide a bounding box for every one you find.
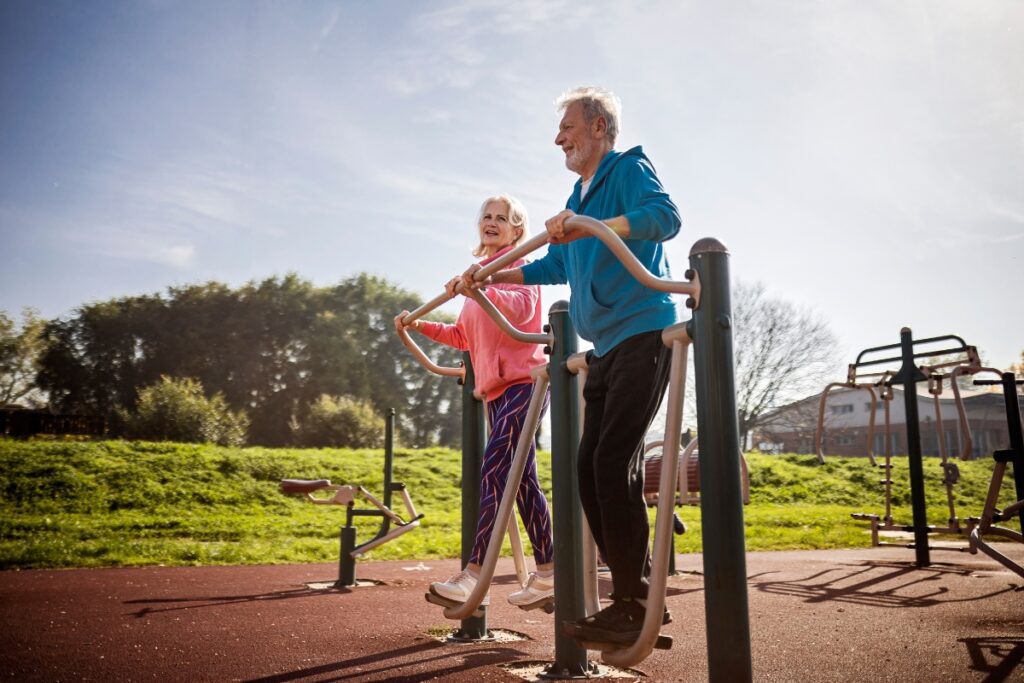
[556,86,622,145]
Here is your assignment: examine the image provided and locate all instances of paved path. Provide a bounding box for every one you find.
[2,546,1023,682]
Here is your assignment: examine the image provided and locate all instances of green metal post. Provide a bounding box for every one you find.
[338,517,357,587]
[689,239,752,682]
[999,372,1024,534]
[542,301,593,679]
[453,352,489,640]
[896,328,930,567]
[383,408,395,510]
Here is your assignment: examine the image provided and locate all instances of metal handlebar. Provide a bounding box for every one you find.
[950,365,1005,461]
[815,382,878,465]
[397,215,700,377]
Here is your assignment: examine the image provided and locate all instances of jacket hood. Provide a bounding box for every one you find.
[576,146,650,212]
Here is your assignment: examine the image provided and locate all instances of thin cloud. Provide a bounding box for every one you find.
[313,4,344,52]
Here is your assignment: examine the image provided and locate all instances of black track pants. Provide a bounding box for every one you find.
[578,329,672,600]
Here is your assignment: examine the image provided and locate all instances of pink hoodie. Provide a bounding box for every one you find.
[417,246,547,402]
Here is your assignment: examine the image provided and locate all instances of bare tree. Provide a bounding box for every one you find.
[731,281,840,449]
[754,393,833,454]
[647,281,840,452]
[1009,350,1024,376]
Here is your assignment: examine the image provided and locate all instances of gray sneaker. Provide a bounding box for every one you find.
[507,571,554,607]
[430,570,490,605]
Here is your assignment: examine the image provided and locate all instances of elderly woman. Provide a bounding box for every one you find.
[395,194,554,608]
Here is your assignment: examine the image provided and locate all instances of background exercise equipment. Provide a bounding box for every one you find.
[279,410,422,588]
[961,370,1024,578]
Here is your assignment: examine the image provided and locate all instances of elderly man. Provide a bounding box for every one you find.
[473,86,681,643]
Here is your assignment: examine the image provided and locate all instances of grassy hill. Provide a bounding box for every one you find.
[0,439,1016,569]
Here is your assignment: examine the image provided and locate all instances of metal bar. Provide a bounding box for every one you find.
[566,351,600,618]
[854,334,970,367]
[950,365,1002,461]
[396,326,465,379]
[898,328,930,567]
[689,238,752,682]
[815,383,877,465]
[443,368,550,620]
[401,215,699,329]
[463,288,552,346]
[384,409,395,509]
[604,332,691,668]
[506,510,528,588]
[545,301,591,678]
[883,389,893,525]
[855,343,972,372]
[455,352,488,640]
[929,379,959,528]
[999,372,1024,534]
[338,526,357,587]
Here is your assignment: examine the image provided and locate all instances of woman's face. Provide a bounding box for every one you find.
[478,200,518,255]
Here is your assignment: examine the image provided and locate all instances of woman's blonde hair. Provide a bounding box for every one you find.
[472,194,530,258]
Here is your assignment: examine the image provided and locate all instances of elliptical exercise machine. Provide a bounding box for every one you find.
[398,218,751,679]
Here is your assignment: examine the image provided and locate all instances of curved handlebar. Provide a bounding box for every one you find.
[950,364,1005,461]
[396,216,701,378]
[395,327,465,379]
[815,382,878,466]
[463,288,551,346]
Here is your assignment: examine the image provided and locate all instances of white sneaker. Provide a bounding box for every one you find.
[430,570,490,605]
[507,571,554,607]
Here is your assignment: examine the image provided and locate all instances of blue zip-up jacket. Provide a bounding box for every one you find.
[520,146,681,356]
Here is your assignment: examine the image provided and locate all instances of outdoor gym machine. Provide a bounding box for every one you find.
[951,366,1024,578]
[279,409,423,588]
[820,330,980,567]
[397,267,550,640]
[398,219,751,680]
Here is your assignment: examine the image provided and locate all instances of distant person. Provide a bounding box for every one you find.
[462,87,680,643]
[394,194,555,609]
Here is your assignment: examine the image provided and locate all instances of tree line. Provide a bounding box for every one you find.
[4,274,464,447]
[11,273,973,452]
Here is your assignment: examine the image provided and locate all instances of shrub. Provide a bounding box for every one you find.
[291,394,384,448]
[120,376,248,446]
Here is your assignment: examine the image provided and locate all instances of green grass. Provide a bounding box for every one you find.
[0,439,1017,569]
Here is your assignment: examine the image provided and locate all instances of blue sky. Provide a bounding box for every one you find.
[1,0,1022,378]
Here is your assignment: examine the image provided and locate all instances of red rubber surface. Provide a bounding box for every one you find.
[1,547,1022,682]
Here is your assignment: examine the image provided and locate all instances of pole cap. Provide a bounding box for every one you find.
[549,300,569,314]
[689,237,729,257]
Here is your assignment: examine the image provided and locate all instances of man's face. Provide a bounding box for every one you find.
[555,101,600,177]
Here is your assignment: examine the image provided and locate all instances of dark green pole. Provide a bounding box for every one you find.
[689,239,752,682]
[338,509,357,588]
[543,301,592,679]
[383,408,395,510]
[896,328,930,567]
[454,352,489,640]
[998,372,1024,534]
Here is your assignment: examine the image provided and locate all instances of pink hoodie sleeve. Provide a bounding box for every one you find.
[483,283,540,327]
[416,320,469,351]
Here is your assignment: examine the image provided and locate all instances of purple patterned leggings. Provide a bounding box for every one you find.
[469,381,553,566]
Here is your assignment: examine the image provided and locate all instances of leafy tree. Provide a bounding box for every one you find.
[35,273,463,447]
[313,273,462,447]
[120,376,248,446]
[291,394,385,448]
[0,308,47,407]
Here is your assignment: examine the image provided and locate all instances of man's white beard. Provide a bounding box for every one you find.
[564,138,594,176]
